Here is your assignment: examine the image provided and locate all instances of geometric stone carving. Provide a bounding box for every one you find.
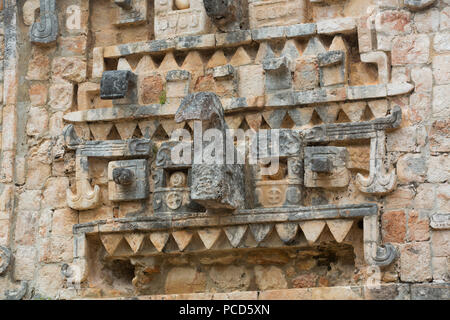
[108,160,149,202]
[430,214,450,230]
[356,131,397,195]
[155,0,211,39]
[249,224,273,243]
[304,146,350,189]
[360,51,390,84]
[299,221,326,245]
[305,106,402,143]
[404,0,436,11]
[100,234,124,255]
[364,215,397,267]
[63,125,153,210]
[275,223,299,244]
[149,232,170,252]
[197,228,222,249]
[0,246,12,275]
[326,219,353,243]
[203,0,247,32]
[224,225,248,248]
[30,0,58,45]
[172,230,194,251]
[248,0,307,29]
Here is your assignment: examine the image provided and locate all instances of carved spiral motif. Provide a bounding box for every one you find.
[156,146,171,167]
[166,192,183,210]
[169,172,187,187]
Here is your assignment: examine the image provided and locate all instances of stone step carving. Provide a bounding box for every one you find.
[112,0,148,26]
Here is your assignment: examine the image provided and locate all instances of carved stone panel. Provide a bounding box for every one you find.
[155,0,212,39]
[108,160,149,202]
[30,0,58,45]
[304,146,350,189]
[248,0,307,29]
[203,0,248,32]
[191,164,244,210]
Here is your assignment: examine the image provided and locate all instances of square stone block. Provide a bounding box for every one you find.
[305,146,350,188]
[108,160,149,202]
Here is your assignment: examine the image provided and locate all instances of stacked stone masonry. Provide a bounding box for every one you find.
[0,0,448,300]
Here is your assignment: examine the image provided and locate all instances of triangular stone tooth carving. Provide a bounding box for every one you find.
[182,51,204,74]
[275,223,299,244]
[115,122,138,140]
[100,234,124,255]
[124,233,145,254]
[249,224,273,243]
[149,232,170,252]
[224,225,248,248]
[158,52,180,72]
[117,58,133,71]
[197,228,222,249]
[288,108,314,128]
[282,39,301,60]
[89,123,113,140]
[368,100,388,118]
[255,42,275,64]
[225,115,244,129]
[341,102,366,122]
[326,219,354,243]
[138,120,160,139]
[262,110,287,129]
[135,55,157,74]
[315,104,341,124]
[329,35,349,53]
[230,47,252,66]
[245,113,262,131]
[207,50,228,69]
[303,37,327,56]
[160,119,185,137]
[172,230,194,251]
[299,221,326,244]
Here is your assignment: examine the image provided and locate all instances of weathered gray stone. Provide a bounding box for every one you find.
[404,0,436,11]
[0,246,12,275]
[108,160,149,202]
[30,0,58,45]
[203,0,247,32]
[100,70,138,104]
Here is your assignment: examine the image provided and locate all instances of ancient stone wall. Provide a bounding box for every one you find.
[0,0,448,300]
